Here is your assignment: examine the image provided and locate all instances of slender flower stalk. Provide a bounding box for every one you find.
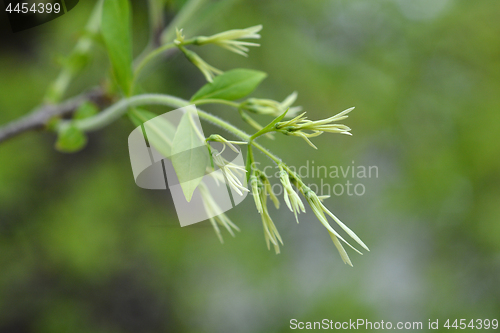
[178,45,222,82]
[194,25,262,57]
[238,109,276,139]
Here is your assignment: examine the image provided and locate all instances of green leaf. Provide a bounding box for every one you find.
[55,125,88,153]
[101,0,133,95]
[74,102,99,120]
[129,108,176,158]
[191,69,267,102]
[251,108,289,139]
[170,110,209,202]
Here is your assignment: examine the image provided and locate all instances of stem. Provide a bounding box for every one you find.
[193,99,240,108]
[60,93,282,165]
[198,109,250,141]
[239,109,275,140]
[134,0,234,83]
[0,89,106,143]
[60,94,189,132]
[188,111,206,142]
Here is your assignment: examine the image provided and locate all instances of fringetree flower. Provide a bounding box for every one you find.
[194,25,262,57]
[301,185,370,266]
[279,164,305,223]
[174,27,185,45]
[251,171,282,254]
[173,26,260,81]
[275,107,354,148]
[199,182,240,243]
[211,147,249,196]
[240,91,302,117]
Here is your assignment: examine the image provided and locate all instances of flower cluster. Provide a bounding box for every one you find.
[194,25,262,57]
[203,106,367,264]
[250,163,369,266]
[171,25,368,265]
[211,145,249,196]
[275,107,354,148]
[250,171,282,254]
[174,28,222,82]
[174,26,264,81]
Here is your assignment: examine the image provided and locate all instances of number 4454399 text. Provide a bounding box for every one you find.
[5,2,61,14]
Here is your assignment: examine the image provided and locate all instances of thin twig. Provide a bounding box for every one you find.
[0,88,107,144]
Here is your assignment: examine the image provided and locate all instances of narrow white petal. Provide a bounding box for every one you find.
[321,204,370,251]
[332,107,355,121]
[329,232,353,266]
[209,217,223,244]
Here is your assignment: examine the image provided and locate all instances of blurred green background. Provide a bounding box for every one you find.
[1,0,499,332]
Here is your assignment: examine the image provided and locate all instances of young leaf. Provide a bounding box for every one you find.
[55,125,88,153]
[251,108,289,139]
[170,111,209,202]
[101,0,133,95]
[191,69,267,102]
